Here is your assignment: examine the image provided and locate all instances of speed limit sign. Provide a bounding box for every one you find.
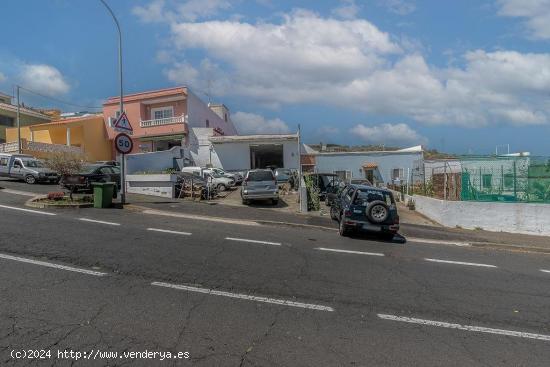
[114,133,133,154]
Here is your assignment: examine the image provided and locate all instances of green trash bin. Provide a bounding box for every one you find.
[92,182,115,208]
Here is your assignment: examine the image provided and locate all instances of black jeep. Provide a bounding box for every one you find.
[329,184,399,237]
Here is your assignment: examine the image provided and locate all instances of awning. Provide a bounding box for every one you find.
[139,134,185,142]
[362,162,378,169]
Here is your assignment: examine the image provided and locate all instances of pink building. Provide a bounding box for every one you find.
[103,86,237,156]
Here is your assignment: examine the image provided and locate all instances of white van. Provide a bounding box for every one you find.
[180,166,235,191]
[0,153,59,184]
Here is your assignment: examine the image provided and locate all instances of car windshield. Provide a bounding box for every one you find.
[248,171,274,181]
[21,160,44,168]
[353,190,393,206]
[80,165,99,174]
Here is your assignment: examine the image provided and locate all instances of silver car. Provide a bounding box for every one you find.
[241,169,279,205]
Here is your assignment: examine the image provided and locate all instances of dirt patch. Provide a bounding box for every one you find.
[26,195,94,209]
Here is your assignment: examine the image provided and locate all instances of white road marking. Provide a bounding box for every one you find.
[147,228,192,236]
[79,218,120,226]
[541,269,550,273]
[0,253,107,277]
[315,247,385,257]
[407,237,471,247]
[378,313,550,342]
[0,204,56,216]
[225,237,281,246]
[425,258,497,268]
[142,209,261,227]
[151,282,334,312]
[0,189,37,197]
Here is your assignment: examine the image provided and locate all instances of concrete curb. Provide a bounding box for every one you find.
[25,195,94,209]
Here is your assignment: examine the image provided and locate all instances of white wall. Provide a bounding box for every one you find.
[315,152,423,184]
[126,146,185,174]
[186,90,238,135]
[406,194,550,236]
[210,140,300,172]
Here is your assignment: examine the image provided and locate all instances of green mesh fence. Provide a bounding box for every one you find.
[459,156,550,203]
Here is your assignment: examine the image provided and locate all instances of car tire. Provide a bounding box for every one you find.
[242,199,249,205]
[272,199,279,205]
[25,175,36,184]
[367,200,390,223]
[217,184,227,192]
[338,216,350,237]
[330,206,338,220]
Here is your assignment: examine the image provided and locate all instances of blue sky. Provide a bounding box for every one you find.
[2,0,550,154]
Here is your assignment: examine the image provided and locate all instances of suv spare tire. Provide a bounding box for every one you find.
[366,200,389,223]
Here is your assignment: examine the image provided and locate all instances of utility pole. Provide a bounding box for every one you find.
[99,0,125,204]
[16,85,21,153]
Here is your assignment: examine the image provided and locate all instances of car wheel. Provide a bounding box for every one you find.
[242,199,249,205]
[367,201,390,223]
[25,175,36,184]
[330,206,338,220]
[272,199,279,205]
[339,217,350,237]
[217,184,227,192]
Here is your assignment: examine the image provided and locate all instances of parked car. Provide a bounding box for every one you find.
[0,153,59,184]
[241,169,279,205]
[95,160,120,166]
[209,167,243,185]
[181,166,235,192]
[274,168,292,184]
[329,184,399,237]
[60,164,120,193]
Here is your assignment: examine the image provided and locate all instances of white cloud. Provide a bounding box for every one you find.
[332,0,360,19]
[147,9,550,127]
[381,0,416,15]
[132,0,166,23]
[349,123,427,146]
[232,111,290,134]
[497,0,550,40]
[19,64,70,95]
[0,71,6,83]
[133,0,230,23]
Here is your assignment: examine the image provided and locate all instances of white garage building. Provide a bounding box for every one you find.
[189,128,300,172]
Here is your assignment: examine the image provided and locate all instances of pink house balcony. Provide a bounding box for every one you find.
[140,114,187,128]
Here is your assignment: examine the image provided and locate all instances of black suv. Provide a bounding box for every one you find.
[329,184,399,237]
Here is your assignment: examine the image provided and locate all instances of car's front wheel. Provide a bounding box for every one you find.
[25,175,36,184]
[217,184,227,192]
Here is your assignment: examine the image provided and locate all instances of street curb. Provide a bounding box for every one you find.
[25,195,94,209]
[469,242,550,254]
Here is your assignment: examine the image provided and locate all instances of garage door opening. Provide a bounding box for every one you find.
[250,144,284,169]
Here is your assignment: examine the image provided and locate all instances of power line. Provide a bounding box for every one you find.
[17,85,103,110]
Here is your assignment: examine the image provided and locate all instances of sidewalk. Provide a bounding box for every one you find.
[125,193,550,253]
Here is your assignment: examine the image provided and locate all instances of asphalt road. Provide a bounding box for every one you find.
[1,190,550,366]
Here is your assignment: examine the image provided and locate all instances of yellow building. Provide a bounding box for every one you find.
[5,115,112,162]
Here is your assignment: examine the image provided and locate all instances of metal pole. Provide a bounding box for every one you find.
[297,124,303,212]
[99,0,125,204]
[16,86,21,153]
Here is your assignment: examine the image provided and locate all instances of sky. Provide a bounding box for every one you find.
[1,0,550,155]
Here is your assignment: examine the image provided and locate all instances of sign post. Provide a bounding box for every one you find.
[113,112,133,205]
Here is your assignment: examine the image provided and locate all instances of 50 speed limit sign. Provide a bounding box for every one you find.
[114,133,133,154]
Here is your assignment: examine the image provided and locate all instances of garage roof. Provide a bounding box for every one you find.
[210,134,298,143]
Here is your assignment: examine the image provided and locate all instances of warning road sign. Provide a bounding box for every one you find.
[114,133,133,154]
[113,111,133,134]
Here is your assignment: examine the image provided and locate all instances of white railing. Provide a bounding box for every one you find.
[0,141,19,153]
[140,115,186,128]
[0,140,82,154]
[27,141,82,154]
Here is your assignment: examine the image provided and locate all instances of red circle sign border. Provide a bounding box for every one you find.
[114,133,133,155]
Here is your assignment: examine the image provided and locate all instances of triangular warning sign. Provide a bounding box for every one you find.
[113,111,133,133]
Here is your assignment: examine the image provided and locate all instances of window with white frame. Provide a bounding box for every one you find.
[151,106,174,120]
[392,168,404,180]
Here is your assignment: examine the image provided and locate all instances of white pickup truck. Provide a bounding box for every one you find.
[0,153,59,184]
[181,166,235,192]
